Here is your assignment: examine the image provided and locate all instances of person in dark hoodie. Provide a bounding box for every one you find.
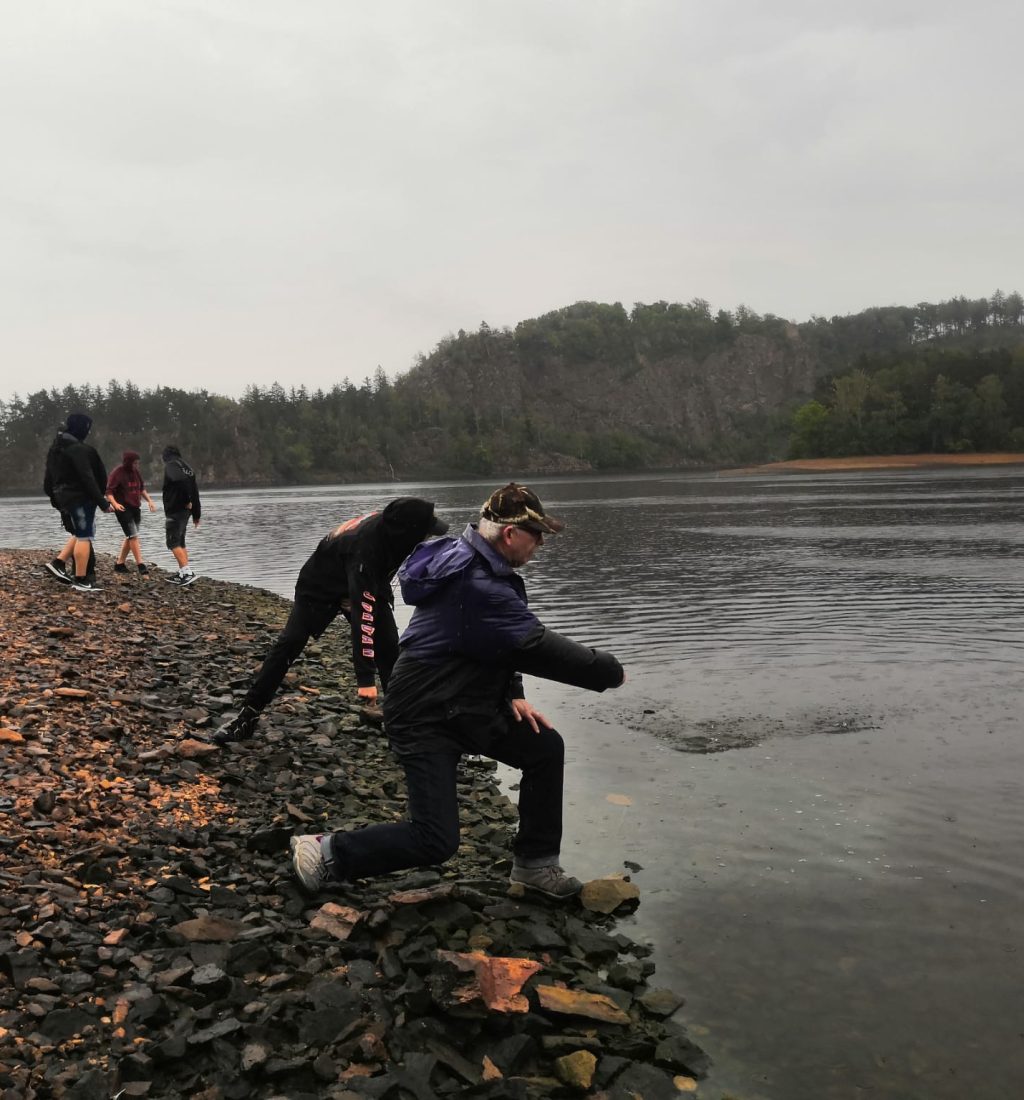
[42,412,123,592]
[161,445,202,585]
[106,450,157,577]
[289,483,625,900]
[212,497,449,745]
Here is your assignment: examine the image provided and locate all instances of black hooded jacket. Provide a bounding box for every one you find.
[161,448,202,520]
[43,432,109,511]
[295,498,441,688]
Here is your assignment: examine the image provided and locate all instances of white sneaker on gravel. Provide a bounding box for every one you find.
[509,863,582,899]
[290,834,331,893]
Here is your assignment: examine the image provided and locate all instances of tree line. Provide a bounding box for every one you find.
[788,345,1024,458]
[3,291,1024,492]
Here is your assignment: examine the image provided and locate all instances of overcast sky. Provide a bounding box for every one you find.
[2,0,1021,404]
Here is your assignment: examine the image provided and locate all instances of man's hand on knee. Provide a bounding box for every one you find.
[511,698,552,733]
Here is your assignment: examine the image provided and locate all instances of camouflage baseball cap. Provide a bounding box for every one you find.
[480,483,564,534]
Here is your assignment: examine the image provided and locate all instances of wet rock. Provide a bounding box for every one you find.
[654,1031,711,1077]
[638,986,686,1018]
[38,1006,96,1041]
[535,985,631,1024]
[555,1049,597,1089]
[580,876,641,914]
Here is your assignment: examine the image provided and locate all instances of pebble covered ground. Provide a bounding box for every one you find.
[0,549,711,1100]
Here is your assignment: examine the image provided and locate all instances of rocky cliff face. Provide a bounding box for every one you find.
[397,324,816,470]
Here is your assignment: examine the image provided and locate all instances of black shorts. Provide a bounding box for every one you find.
[116,505,142,538]
[165,511,190,550]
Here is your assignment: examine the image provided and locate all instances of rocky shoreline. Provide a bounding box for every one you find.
[0,549,712,1100]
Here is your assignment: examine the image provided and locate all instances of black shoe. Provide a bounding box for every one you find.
[70,577,102,593]
[114,563,129,574]
[44,559,72,584]
[137,563,149,576]
[212,705,260,745]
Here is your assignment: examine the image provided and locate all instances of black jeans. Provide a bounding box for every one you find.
[246,599,339,711]
[329,721,566,880]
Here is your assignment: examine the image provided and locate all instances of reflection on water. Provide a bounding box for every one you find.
[3,467,1024,1099]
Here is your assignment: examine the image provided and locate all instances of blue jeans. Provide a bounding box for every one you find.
[329,722,565,879]
[66,502,97,539]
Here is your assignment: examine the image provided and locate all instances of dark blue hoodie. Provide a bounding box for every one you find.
[398,525,541,663]
[384,524,624,756]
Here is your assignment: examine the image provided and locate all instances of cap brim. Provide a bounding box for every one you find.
[520,515,564,535]
[429,516,449,536]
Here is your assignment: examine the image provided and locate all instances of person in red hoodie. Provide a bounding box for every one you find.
[105,450,157,577]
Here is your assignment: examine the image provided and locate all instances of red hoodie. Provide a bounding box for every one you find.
[106,451,145,508]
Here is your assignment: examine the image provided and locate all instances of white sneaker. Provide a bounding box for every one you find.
[290,834,331,893]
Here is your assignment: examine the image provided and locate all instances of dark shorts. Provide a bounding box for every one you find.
[165,511,190,550]
[66,502,97,540]
[116,505,142,538]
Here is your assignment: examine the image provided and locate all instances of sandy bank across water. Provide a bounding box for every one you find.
[724,452,1024,474]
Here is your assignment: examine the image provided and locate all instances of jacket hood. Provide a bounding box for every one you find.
[380,498,447,541]
[363,497,448,577]
[398,525,509,605]
[162,446,181,461]
[122,450,140,465]
[65,412,92,441]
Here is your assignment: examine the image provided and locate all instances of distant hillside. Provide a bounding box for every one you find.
[3,293,1024,492]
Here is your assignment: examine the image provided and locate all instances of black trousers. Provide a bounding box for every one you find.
[328,720,565,880]
[245,599,340,711]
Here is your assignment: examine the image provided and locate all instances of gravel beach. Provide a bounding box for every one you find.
[0,549,709,1100]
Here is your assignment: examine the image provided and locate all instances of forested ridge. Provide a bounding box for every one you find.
[3,292,1024,492]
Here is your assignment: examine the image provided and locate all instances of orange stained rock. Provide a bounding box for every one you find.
[580,876,641,915]
[481,1055,503,1080]
[340,1064,376,1080]
[309,902,364,941]
[436,950,544,1013]
[54,687,93,698]
[0,728,24,743]
[176,738,220,759]
[675,1075,699,1092]
[535,984,631,1024]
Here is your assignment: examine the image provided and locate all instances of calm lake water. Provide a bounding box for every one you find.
[4,469,1024,1100]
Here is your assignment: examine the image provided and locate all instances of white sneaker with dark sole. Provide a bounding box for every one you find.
[290,834,331,893]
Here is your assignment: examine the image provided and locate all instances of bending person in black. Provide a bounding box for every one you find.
[213,497,448,744]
